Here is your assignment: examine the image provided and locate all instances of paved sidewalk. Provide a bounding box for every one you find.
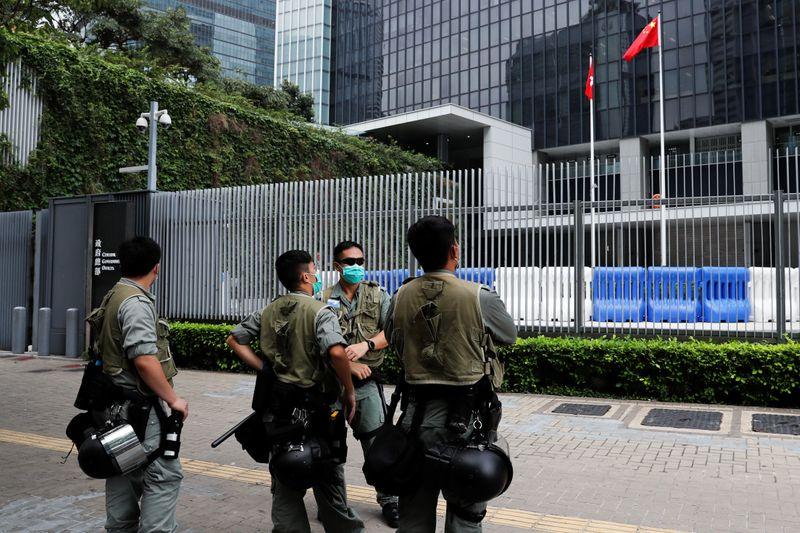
[1,354,799,532]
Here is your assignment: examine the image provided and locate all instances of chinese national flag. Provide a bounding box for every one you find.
[622,16,659,62]
[584,56,594,100]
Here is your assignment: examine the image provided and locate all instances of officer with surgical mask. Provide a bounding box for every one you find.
[318,240,399,527]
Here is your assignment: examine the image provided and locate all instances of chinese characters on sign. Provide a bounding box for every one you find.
[93,239,121,277]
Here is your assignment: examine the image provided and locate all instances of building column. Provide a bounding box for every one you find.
[619,137,647,201]
[435,133,449,164]
[531,150,548,168]
[741,120,772,195]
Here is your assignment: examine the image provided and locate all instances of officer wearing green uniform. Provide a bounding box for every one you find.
[318,240,399,527]
[93,236,188,533]
[226,250,364,533]
[385,216,517,533]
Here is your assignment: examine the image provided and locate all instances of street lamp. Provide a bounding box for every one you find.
[136,101,172,192]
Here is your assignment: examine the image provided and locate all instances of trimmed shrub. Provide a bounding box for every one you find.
[169,322,800,407]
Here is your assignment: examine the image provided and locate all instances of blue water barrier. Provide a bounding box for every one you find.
[365,269,412,295]
[455,267,496,289]
[647,267,701,322]
[592,267,647,322]
[700,267,750,322]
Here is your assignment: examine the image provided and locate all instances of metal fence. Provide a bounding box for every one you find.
[0,61,44,166]
[150,154,800,339]
[0,210,32,349]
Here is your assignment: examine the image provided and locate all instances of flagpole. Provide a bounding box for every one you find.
[658,11,667,266]
[589,53,596,269]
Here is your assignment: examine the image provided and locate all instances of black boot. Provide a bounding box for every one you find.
[381,502,399,528]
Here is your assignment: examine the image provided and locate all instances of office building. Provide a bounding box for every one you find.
[145,0,276,86]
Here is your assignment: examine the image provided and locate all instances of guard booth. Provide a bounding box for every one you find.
[37,191,152,355]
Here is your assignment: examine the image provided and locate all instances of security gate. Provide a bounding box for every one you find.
[0,210,32,349]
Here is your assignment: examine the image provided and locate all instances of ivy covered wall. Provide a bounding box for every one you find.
[0,31,441,211]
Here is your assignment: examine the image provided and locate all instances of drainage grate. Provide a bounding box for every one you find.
[752,414,800,436]
[553,403,611,416]
[641,408,722,431]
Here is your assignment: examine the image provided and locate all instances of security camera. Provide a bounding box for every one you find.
[136,116,148,132]
[159,112,171,129]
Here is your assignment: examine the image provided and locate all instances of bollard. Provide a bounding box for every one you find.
[37,308,51,356]
[11,307,27,355]
[65,308,80,358]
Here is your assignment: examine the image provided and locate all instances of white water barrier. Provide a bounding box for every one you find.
[539,267,592,324]
[750,267,800,322]
[496,267,541,325]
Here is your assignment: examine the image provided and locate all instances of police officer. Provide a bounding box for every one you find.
[385,216,517,533]
[96,236,188,532]
[226,250,365,533]
[318,240,399,528]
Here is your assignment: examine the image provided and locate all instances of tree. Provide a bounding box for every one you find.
[2,0,219,82]
[199,78,316,122]
[279,79,315,122]
[139,7,219,83]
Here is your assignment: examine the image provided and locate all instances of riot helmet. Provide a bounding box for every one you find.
[440,435,514,506]
[269,437,329,490]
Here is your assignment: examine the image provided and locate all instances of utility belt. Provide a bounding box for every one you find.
[363,376,509,504]
[66,360,183,479]
[402,376,501,438]
[224,364,346,467]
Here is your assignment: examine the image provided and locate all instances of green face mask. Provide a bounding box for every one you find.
[341,265,365,284]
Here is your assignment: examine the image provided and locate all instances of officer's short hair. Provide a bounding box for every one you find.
[276,250,313,290]
[333,240,363,261]
[118,237,161,278]
[407,216,456,272]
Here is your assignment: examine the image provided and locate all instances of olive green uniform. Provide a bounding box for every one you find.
[92,278,183,533]
[320,281,397,508]
[385,270,516,533]
[231,291,364,533]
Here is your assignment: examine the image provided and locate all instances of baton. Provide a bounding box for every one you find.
[211,412,257,448]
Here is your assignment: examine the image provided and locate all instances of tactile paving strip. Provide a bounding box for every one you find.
[641,408,722,431]
[552,403,611,416]
[752,413,800,436]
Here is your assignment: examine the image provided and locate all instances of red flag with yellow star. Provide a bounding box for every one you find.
[623,16,659,62]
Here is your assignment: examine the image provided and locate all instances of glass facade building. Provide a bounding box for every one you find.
[324,0,799,151]
[274,0,333,124]
[144,0,275,86]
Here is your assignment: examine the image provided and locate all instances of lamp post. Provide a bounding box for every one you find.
[135,101,172,191]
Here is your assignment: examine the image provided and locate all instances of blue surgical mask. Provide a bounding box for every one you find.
[341,265,365,285]
[310,273,322,295]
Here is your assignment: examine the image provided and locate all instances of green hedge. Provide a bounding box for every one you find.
[169,322,800,407]
[0,31,442,211]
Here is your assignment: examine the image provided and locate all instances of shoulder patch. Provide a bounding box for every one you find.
[326,298,341,309]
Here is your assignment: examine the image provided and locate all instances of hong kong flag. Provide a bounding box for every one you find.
[584,55,594,100]
[622,16,659,62]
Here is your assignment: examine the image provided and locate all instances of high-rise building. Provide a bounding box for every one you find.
[145,0,276,86]
[275,0,800,179]
[274,0,333,124]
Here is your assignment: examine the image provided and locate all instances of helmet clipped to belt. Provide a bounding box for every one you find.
[269,436,332,490]
[426,434,514,506]
[76,423,150,479]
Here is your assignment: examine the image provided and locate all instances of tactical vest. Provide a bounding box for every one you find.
[260,294,332,389]
[89,282,177,395]
[391,273,503,388]
[322,281,386,368]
